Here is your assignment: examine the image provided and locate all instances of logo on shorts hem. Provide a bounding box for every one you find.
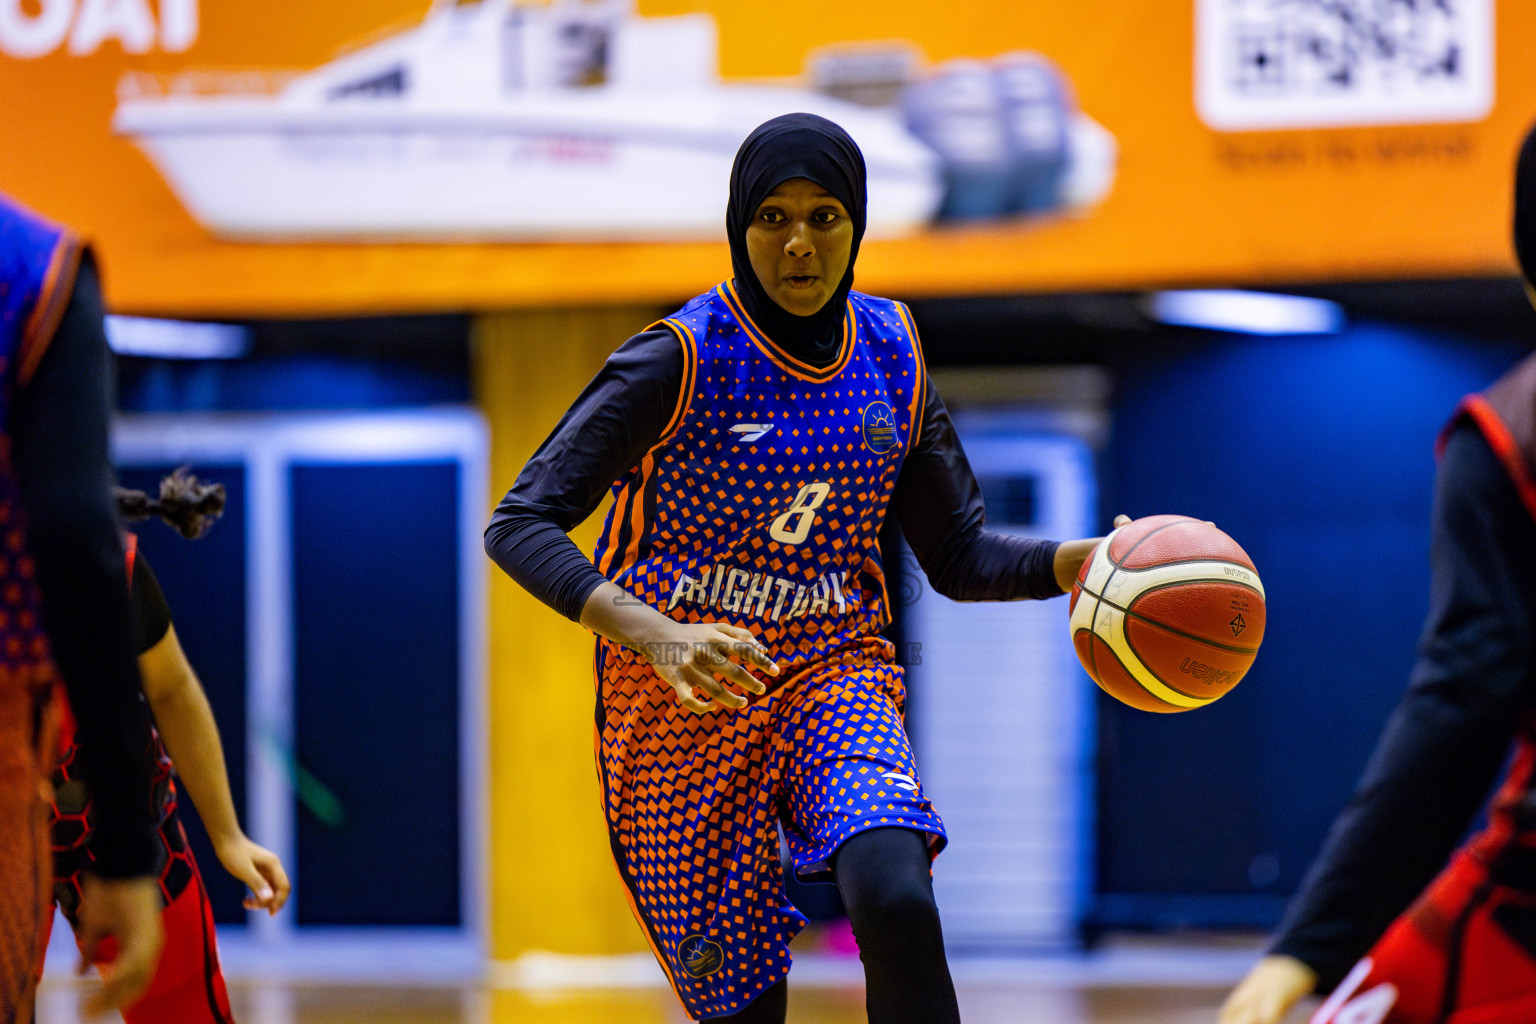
[679,934,724,978]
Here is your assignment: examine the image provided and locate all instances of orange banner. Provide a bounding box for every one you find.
[1,0,1532,317]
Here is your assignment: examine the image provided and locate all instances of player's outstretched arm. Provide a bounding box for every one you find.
[580,581,779,714]
[896,381,1129,601]
[140,622,291,914]
[1219,955,1317,1024]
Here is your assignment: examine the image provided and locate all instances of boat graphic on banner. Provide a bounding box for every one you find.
[113,0,1117,242]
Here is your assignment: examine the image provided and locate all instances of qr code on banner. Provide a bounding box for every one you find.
[1195,0,1494,131]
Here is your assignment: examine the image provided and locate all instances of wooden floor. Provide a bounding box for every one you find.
[35,925,1317,1023]
[35,978,1318,1024]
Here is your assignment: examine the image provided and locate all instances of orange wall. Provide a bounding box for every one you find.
[2,0,1533,317]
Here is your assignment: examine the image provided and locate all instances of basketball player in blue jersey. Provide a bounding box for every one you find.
[486,114,1114,1023]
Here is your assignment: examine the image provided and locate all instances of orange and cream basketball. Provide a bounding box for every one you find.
[1069,515,1265,713]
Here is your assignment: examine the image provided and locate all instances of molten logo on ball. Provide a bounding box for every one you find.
[1180,657,1234,688]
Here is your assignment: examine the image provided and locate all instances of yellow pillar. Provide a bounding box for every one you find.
[473,307,667,961]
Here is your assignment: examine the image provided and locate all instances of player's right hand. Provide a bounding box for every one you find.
[215,832,292,915]
[75,874,165,1020]
[1052,513,1133,592]
[1219,954,1317,1024]
[639,622,779,714]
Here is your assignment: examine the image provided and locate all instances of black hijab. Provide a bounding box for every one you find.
[727,113,868,366]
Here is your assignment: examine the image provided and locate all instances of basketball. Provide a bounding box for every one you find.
[1069,515,1265,713]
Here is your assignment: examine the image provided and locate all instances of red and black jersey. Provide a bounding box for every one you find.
[49,538,190,920]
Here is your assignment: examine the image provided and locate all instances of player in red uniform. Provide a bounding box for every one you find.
[38,473,290,1024]
[1219,126,1536,1024]
[486,114,1114,1023]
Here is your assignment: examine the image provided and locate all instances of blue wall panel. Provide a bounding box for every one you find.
[290,461,461,926]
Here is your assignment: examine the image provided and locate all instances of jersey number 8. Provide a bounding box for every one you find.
[770,482,831,545]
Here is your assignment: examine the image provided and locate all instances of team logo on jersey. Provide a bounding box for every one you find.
[678,934,724,978]
[861,401,898,453]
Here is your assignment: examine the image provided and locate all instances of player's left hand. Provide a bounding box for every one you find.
[1052,514,1132,593]
[215,832,291,915]
[75,874,164,1020]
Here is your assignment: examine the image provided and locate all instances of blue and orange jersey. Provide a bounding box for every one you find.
[0,194,82,687]
[0,194,82,399]
[591,281,927,676]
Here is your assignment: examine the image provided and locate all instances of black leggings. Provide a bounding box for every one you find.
[708,827,960,1024]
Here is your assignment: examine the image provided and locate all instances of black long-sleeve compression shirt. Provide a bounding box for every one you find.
[484,326,1062,623]
[14,255,157,878]
[1270,420,1536,992]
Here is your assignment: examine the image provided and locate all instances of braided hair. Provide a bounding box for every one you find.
[114,468,226,540]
